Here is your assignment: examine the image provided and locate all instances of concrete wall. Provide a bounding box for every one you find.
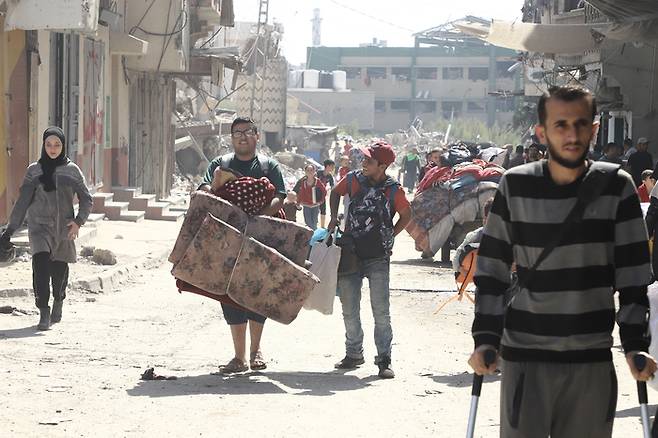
[535,4,658,150]
[235,57,288,149]
[287,89,375,131]
[110,54,131,187]
[603,44,658,151]
[124,0,188,72]
[35,31,51,160]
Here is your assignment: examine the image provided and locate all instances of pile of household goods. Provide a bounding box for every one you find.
[168,190,319,324]
[406,143,504,258]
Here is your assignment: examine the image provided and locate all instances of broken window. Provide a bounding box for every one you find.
[564,0,582,12]
[417,101,437,113]
[442,67,463,80]
[467,101,487,112]
[375,100,387,112]
[497,61,516,78]
[468,67,488,81]
[496,98,516,112]
[442,101,462,118]
[391,67,411,81]
[417,67,438,80]
[390,100,411,111]
[344,67,362,79]
[366,67,387,79]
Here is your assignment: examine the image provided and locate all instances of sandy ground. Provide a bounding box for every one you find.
[0,230,652,437]
[0,220,183,292]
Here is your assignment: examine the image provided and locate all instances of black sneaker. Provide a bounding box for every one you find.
[376,356,395,379]
[334,356,365,369]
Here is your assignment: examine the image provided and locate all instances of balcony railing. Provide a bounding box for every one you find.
[585,3,609,24]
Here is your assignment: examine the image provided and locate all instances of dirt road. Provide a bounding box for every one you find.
[0,233,650,437]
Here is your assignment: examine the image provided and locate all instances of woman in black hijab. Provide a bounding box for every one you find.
[0,127,92,330]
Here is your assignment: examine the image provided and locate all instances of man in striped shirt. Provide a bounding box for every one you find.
[469,86,657,437]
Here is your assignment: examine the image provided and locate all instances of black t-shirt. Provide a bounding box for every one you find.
[316,169,335,188]
[627,151,653,186]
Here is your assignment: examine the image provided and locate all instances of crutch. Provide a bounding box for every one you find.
[634,354,651,438]
[466,349,497,438]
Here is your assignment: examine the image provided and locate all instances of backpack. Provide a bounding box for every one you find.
[218,153,270,177]
[345,171,399,259]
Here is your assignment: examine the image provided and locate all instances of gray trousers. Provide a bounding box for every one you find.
[501,361,617,438]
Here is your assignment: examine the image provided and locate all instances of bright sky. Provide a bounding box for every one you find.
[234,0,524,65]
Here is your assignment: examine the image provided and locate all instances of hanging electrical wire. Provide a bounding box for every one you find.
[199,26,224,49]
[129,0,157,36]
[130,9,188,37]
[326,0,416,33]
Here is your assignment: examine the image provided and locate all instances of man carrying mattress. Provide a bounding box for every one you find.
[199,117,286,374]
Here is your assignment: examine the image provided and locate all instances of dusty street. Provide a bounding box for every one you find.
[0,232,652,437]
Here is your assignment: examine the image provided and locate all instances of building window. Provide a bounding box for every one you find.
[496,98,516,112]
[468,67,488,81]
[375,100,387,112]
[366,67,387,79]
[467,101,487,112]
[417,101,437,113]
[344,67,362,79]
[564,0,582,12]
[417,67,438,80]
[442,67,463,80]
[496,61,516,78]
[442,101,462,118]
[391,67,411,81]
[390,100,411,111]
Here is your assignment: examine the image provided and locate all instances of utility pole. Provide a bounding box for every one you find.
[312,8,322,47]
[249,0,270,122]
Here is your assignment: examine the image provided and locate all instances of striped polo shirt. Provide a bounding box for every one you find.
[473,160,651,363]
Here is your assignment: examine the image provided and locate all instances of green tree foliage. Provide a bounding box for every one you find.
[429,118,522,146]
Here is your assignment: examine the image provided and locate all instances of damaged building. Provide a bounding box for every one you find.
[458,1,658,148]
[0,0,236,223]
[306,17,521,134]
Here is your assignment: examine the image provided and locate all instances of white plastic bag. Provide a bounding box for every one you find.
[304,234,341,315]
[648,282,658,391]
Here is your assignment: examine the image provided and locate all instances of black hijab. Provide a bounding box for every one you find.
[38,126,69,192]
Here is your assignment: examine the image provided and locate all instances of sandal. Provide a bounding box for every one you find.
[219,358,248,374]
[250,351,267,371]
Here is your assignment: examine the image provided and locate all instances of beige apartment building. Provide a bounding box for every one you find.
[307,23,520,133]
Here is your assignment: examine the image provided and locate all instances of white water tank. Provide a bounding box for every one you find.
[332,70,347,90]
[302,69,320,88]
[288,70,303,88]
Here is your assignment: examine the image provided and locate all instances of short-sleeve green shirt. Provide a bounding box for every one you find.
[202,153,286,196]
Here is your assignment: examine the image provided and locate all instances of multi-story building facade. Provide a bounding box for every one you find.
[519,0,658,148]
[0,0,233,223]
[306,19,520,134]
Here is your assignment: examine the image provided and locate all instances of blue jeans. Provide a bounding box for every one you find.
[337,257,392,363]
[303,205,320,230]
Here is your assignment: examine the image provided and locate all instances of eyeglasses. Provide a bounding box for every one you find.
[231,129,257,139]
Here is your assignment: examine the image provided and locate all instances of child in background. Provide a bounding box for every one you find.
[337,156,350,180]
[294,164,327,230]
[637,169,655,203]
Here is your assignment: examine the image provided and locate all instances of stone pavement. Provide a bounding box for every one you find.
[0,217,184,298]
